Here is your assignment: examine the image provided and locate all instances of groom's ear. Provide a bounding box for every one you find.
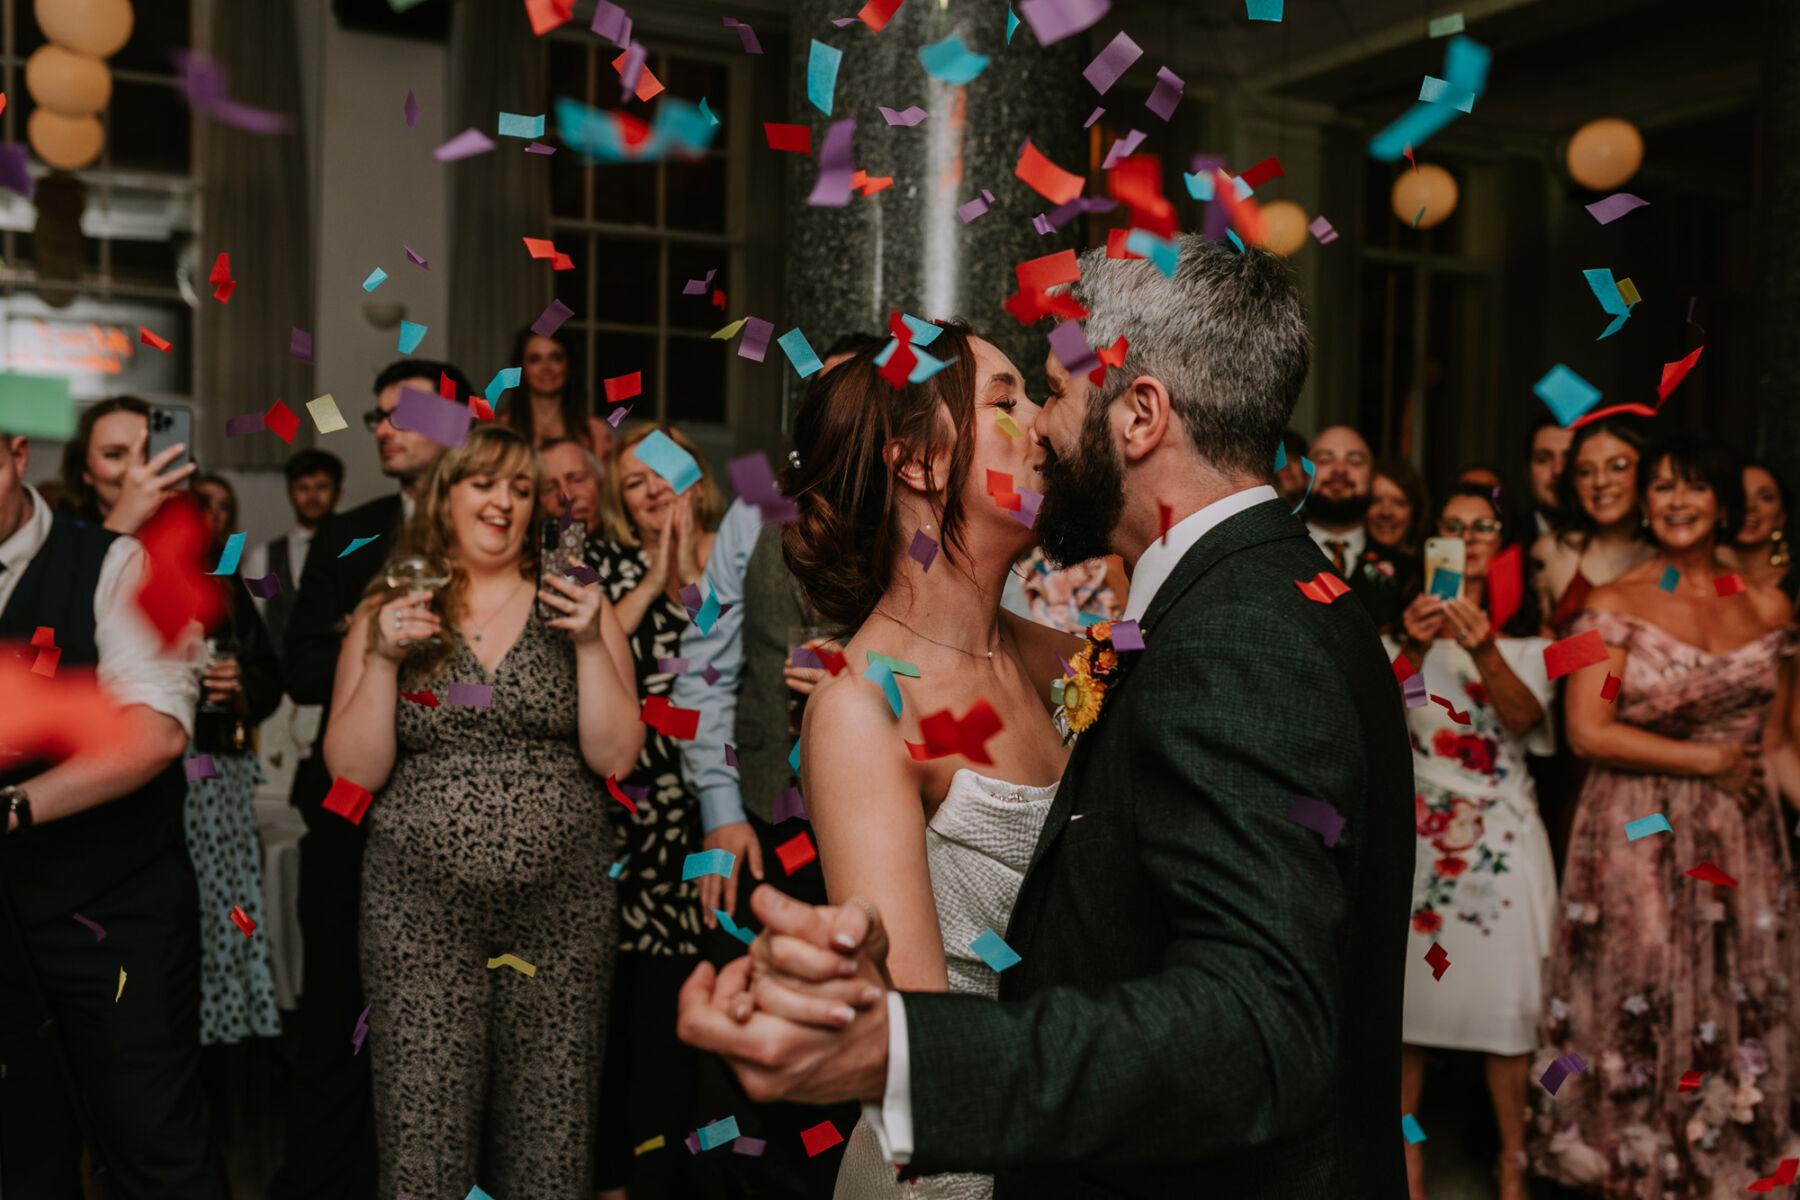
[1118,374,1175,463]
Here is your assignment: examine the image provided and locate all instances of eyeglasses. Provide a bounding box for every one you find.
[1438,518,1502,536]
[362,408,396,433]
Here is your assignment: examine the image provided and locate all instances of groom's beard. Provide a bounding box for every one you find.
[1036,407,1127,569]
[1304,490,1372,527]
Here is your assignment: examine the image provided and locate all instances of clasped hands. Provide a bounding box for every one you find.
[676,884,894,1106]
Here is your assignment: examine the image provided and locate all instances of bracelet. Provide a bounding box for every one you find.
[1,785,32,835]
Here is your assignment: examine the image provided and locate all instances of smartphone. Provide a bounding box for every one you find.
[1423,536,1467,601]
[146,405,193,470]
[538,517,587,622]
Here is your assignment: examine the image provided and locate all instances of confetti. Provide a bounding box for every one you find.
[73,913,106,941]
[764,123,811,154]
[1534,364,1602,426]
[1715,573,1745,597]
[185,755,218,781]
[918,33,989,84]
[323,776,373,825]
[698,1116,742,1150]
[1677,1070,1702,1092]
[532,299,575,338]
[683,849,737,881]
[361,267,388,291]
[879,104,928,126]
[229,905,256,937]
[1584,192,1648,224]
[1539,1053,1587,1095]
[722,17,762,54]
[1658,345,1704,401]
[1428,13,1464,37]
[908,530,939,571]
[970,928,1021,971]
[1600,673,1621,701]
[806,40,842,115]
[1144,66,1184,121]
[1424,942,1450,980]
[1247,0,1283,18]
[337,535,379,558]
[1083,30,1141,93]
[857,0,904,31]
[807,118,857,208]
[116,968,125,1001]
[1296,571,1351,604]
[1401,1113,1426,1143]
[1624,813,1672,841]
[404,90,419,127]
[433,128,495,162]
[1017,0,1111,45]
[800,1121,844,1156]
[306,394,347,434]
[776,830,818,874]
[486,953,536,977]
[1686,861,1738,887]
[1286,795,1344,847]
[139,326,173,353]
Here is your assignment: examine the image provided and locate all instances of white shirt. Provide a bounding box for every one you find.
[1306,521,1365,571]
[0,486,199,737]
[867,484,1281,1164]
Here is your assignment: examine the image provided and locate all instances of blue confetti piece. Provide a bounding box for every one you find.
[554,96,720,164]
[1246,0,1283,19]
[466,1187,496,1200]
[1401,1114,1426,1144]
[1418,76,1474,113]
[806,40,842,115]
[698,1115,741,1150]
[1659,566,1680,593]
[1274,441,1287,471]
[1290,456,1316,516]
[1076,610,1104,627]
[863,659,903,717]
[397,321,427,354]
[918,33,989,84]
[497,111,545,138]
[1183,170,1215,201]
[609,855,630,879]
[789,739,801,774]
[695,582,722,636]
[361,267,387,292]
[485,366,521,403]
[634,428,703,494]
[776,328,824,379]
[1533,364,1602,427]
[1368,36,1490,161]
[338,535,379,559]
[970,928,1021,972]
[1124,228,1180,277]
[900,313,945,346]
[714,909,756,946]
[1006,6,1020,42]
[1624,813,1672,841]
[699,97,719,127]
[681,849,737,881]
[1225,229,1246,253]
[1428,569,1462,600]
[211,531,246,576]
[1583,268,1634,340]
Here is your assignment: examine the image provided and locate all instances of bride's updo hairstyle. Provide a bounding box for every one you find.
[781,321,979,629]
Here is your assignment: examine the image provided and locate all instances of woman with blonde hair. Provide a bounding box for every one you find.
[324,424,642,1200]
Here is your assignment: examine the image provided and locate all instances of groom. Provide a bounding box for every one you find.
[678,237,1413,1198]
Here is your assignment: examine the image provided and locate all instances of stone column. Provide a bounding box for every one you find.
[782,0,1086,396]
[1753,0,1800,477]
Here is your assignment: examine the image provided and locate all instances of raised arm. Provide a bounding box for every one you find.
[321,595,425,792]
[1564,626,1739,780]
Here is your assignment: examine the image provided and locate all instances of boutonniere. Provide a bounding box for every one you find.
[1052,619,1143,740]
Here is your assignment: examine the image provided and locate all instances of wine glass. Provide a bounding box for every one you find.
[384,555,451,647]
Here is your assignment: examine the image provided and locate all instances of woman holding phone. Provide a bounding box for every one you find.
[1391,485,1557,1200]
[584,421,722,1200]
[324,425,641,1200]
[59,395,196,530]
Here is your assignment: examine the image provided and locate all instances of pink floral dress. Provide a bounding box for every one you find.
[1529,610,1800,1197]
[1387,636,1560,1055]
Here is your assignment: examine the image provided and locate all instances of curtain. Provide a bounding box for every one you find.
[447,1,551,399]
[196,0,314,469]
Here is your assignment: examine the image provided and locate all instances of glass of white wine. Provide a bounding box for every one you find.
[384,554,451,647]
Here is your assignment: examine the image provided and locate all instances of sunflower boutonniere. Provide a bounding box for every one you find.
[1052,619,1144,741]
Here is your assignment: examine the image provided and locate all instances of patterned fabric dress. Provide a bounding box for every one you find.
[1529,610,1800,1197]
[185,742,282,1044]
[585,538,705,955]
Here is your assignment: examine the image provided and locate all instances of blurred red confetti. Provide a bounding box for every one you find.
[906,697,1003,765]
[323,776,373,825]
[133,495,228,648]
[775,830,817,874]
[1424,942,1449,980]
[139,326,173,353]
[229,905,256,937]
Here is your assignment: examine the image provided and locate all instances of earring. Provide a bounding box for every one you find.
[1773,528,1790,569]
[1640,514,1650,529]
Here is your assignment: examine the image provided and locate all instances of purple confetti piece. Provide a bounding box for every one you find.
[830,16,861,25]
[524,142,556,155]
[226,412,267,437]
[177,52,295,134]
[1584,193,1648,225]
[1083,30,1142,93]
[1018,0,1112,44]
[1047,195,1118,230]
[619,41,649,102]
[1084,106,1105,129]
[1010,486,1043,528]
[606,405,631,428]
[245,573,282,599]
[738,316,774,363]
[1109,619,1144,651]
[679,583,702,611]
[908,530,939,571]
[592,1,630,44]
[185,755,217,781]
[563,564,601,585]
[391,385,472,448]
[433,128,496,162]
[657,657,690,674]
[290,326,314,366]
[403,90,420,128]
[726,451,788,514]
[732,1136,767,1157]
[404,245,428,268]
[1309,215,1338,244]
[1286,795,1345,847]
[1145,66,1184,121]
[446,682,494,708]
[1046,320,1101,376]
[682,267,717,295]
[684,1131,701,1155]
[958,192,993,223]
[790,646,824,670]
[1032,213,1054,235]
[1101,129,1147,170]
[725,744,739,767]
[0,144,32,199]
[72,913,106,941]
[722,17,763,54]
[807,118,856,208]
[1540,1054,1588,1095]
[773,786,808,823]
[702,664,721,685]
[619,782,649,807]
[1402,673,1428,708]
[878,105,929,126]
[532,299,575,338]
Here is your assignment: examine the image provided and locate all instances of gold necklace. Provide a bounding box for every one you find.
[466,577,530,643]
[869,609,998,661]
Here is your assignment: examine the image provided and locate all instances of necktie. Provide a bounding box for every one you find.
[1326,539,1348,575]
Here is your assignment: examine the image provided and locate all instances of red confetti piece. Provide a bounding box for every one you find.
[763,123,811,154]
[209,252,235,304]
[1106,155,1176,238]
[1430,694,1471,726]
[775,830,817,875]
[611,50,664,102]
[1211,167,1265,243]
[1544,629,1609,680]
[438,371,458,399]
[905,697,1004,765]
[604,372,642,404]
[1714,573,1745,597]
[1685,860,1738,887]
[524,0,573,36]
[138,326,173,353]
[641,694,701,740]
[857,0,904,32]
[1105,227,1147,260]
[1657,345,1704,402]
[1157,502,1173,544]
[30,625,53,648]
[1002,249,1087,324]
[711,289,726,309]
[132,495,228,648]
[1087,335,1127,385]
[800,1120,844,1157]
[229,905,256,937]
[398,689,440,707]
[1750,1158,1799,1192]
[1424,942,1449,980]
[1392,653,1417,684]
[1295,571,1351,604]
[606,774,638,813]
[878,308,916,389]
[31,646,60,677]
[322,776,373,825]
[1572,402,1658,430]
[1677,1070,1702,1092]
[986,469,1022,511]
[264,400,300,445]
[1600,673,1621,701]
[469,397,495,421]
[1486,544,1523,635]
[1238,156,1285,188]
[1014,140,1085,205]
[851,169,895,196]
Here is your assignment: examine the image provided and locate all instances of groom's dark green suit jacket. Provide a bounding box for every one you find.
[901,498,1414,1198]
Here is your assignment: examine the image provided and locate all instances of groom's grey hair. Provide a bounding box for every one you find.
[1067,236,1310,477]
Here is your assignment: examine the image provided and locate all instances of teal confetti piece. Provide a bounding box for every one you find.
[465,1187,495,1200]
[609,855,630,879]
[918,33,989,84]
[397,321,427,354]
[338,535,379,558]
[1418,75,1474,113]
[806,40,842,115]
[1368,36,1490,161]
[1401,1114,1426,1143]
[1183,171,1215,201]
[900,313,945,346]
[1659,566,1679,593]
[1583,268,1634,340]
[776,328,824,379]
[789,739,801,774]
[1226,229,1247,252]
[1006,6,1020,42]
[497,111,545,138]
[634,428,703,493]
[873,337,958,383]
[681,849,737,881]
[863,659,903,717]
[1411,206,1427,228]
[0,372,74,439]
[698,1115,741,1150]
[866,651,920,678]
[970,928,1021,972]
[1246,0,1283,19]
[1534,364,1602,427]
[485,366,522,404]
[1125,228,1180,276]
[211,531,246,576]
[1274,441,1287,471]
[361,267,387,291]
[1077,610,1104,627]
[1625,813,1672,841]
[714,908,755,946]
[699,97,719,127]
[1290,456,1316,516]
[695,582,722,636]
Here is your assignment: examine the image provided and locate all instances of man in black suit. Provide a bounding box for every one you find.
[268,358,473,1200]
[242,448,342,653]
[1306,424,1418,630]
[678,239,1414,1198]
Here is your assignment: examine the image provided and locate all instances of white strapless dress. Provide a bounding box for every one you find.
[832,768,1059,1200]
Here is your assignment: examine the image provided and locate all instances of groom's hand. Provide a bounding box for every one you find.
[676,955,891,1105]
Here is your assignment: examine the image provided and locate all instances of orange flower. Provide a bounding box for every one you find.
[1061,672,1106,732]
[1088,620,1113,643]
[1096,650,1118,672]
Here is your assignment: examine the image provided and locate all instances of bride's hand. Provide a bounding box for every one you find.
[729,885,891,1024]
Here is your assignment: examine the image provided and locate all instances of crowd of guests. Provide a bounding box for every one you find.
[3,308,1799,1200]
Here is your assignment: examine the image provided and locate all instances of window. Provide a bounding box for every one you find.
[547,37,743,427]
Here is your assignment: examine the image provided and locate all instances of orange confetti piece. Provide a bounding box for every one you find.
[1013,140,1085,205]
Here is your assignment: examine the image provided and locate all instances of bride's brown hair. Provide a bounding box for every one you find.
[780,321,979,629]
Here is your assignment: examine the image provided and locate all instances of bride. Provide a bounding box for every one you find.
[775,322,1079,1200]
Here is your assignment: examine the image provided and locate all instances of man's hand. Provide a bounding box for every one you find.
[698,821,763,928]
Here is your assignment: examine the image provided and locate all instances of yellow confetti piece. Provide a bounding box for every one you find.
[633,1134,666,1155]
[306,393,347,433]
[486,953,536,977]
[994,412,1022,438]
[116,967,126,1001]
[1617,278,1641,307]
[711,318,749,340]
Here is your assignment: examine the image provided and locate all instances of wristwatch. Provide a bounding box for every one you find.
[1,785,31,834]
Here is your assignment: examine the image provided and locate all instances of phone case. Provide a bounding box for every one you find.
[1423,537,1466,601]
[538,518,588,621]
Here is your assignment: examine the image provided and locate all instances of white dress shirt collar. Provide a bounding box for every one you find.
[0,485,49,590]
[1123,485,1279,622]
[1307,522,1366,566]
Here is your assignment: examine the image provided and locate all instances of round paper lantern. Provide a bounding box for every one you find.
[33,0,134,59]
[26,45,111,116]
[1255,200,1309,256]
[1391,163,1459,230]
[1567,118,1643,191]
[29,108,104,170]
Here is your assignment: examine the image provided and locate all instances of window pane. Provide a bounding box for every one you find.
[592,162,657,226]
[665,334,725,425]
[666,242,723,330]
[592,330,657,417]
[553,235,589,314]
[660,58,728,111]
[587,238,658,324]
[664,157,726,233]
[548,41,589,219]
[108,82,190,173]
[109,237,177,289]
[561,330,589,417]
[112,0,191,74]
